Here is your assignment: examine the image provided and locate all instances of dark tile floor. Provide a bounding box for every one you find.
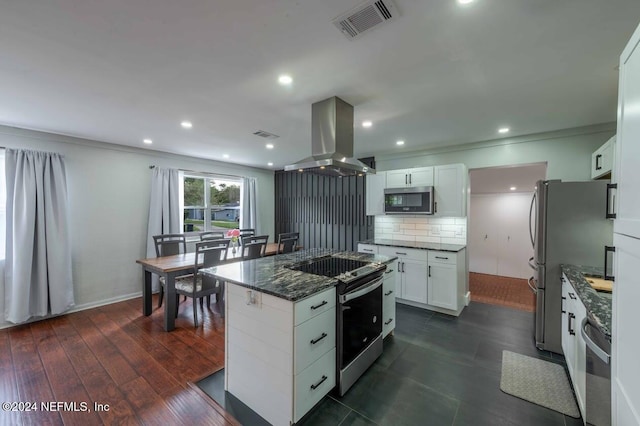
[198,302,584,426]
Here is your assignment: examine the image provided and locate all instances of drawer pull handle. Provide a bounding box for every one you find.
[396,252,407,255]
[568,313,576,336]
[310,375,328,390]
[310,300,328,310]
[363,249,374,252]
[385,269,393,274]
[568,292,577,300]
[384,290,394,296]
[310,333,328,345]
[384,318,393,325]
[435,256,449,260]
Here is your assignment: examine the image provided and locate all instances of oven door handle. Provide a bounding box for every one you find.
[340,277,384,304]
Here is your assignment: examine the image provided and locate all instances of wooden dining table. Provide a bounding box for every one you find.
[136,242,297,331]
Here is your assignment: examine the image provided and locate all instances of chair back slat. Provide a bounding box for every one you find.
[241,235,269,260]
[199,231,225,241]
[153,234,187,257]
[277,232,299,254]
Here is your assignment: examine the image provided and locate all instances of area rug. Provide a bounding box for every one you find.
[500,350,580,418]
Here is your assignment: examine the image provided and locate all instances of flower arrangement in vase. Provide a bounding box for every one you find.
[226,229,240,253]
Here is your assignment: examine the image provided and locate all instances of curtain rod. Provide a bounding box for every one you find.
[149,165,243,179]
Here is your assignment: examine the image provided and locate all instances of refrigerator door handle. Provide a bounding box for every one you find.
[529,192,536,248]
[528,257,536,270]
[527,276,538,294]
[604,246,615,281]
[580,317,610,364]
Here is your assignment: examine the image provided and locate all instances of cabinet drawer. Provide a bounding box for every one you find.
[379,246,428,262]
[358,244,378,254]
[294,348,336,422]
[428,251,457,265]
[383,274,396,300]
[383,294,396,337]
[294,288,336,326]
[294,307,336,374]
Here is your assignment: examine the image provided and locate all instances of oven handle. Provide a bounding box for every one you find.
[340,276,384,304]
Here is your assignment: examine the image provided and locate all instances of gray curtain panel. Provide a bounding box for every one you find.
[240,177,257,232]
[4,149,74,324]
[145,168,180,289]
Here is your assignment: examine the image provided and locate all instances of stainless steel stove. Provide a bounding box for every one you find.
[288,255,386,396]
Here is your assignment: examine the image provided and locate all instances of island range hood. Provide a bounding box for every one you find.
[284,96,376,177]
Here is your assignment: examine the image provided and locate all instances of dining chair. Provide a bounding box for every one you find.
[199,231,225,241]
[241,235,269,260]
[174,240,229,327]
[277,232,299,254]
[153,234,188,308]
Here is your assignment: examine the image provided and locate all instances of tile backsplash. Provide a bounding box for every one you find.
[374,216,467,245]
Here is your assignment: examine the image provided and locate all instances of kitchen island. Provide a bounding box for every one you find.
[201,248,396,426]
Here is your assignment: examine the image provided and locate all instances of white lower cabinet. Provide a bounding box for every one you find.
[376,245,467,316]
[382,265,397,337]
[427,252,457,310]
[560,274,586,419]
[226,284,336,426]
[378,246,428,304]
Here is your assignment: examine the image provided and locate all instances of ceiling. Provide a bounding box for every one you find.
[470,163,547,194]
[1,1,639,170]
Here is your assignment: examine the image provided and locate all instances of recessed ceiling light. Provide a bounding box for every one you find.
[320,166,326,170]
[266,143,274,149]
[278,75,293,85]
[510,186,517,191]
[396,140,405,146]
[181,121,193,129]
[498,127,510,134]
[362,121,372,128]
[143,139,152,144]
[268,162,273,166]
[458,0,474,5]
[298,169,303,172]
[222,154,229,159]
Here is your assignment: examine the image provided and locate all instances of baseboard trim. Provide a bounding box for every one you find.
[0,291,144,330]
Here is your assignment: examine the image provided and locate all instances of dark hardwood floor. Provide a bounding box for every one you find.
[0,295,235,426]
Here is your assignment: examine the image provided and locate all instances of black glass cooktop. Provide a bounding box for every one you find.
[289,256,368,277]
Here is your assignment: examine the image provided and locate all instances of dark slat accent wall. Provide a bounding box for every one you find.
[274,158,375,251]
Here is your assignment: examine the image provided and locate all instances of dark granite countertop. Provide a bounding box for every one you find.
[359,238,466,253]
[561,264,612,337]
[200,248,398,302]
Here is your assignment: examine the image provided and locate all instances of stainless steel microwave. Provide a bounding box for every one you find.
[384,186,434,214]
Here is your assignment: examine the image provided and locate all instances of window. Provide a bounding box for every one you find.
[182,174,241,235]
[0,150,5,260]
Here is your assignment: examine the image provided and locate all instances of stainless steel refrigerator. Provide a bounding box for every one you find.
[528,180,613,354]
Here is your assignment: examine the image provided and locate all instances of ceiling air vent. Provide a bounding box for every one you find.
[253,130,279,139]
[332,0,398,40]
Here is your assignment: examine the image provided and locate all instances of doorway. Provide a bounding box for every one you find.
[468,163,546,311]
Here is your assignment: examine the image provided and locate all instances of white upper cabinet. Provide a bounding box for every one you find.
[365,172,386,216]
[386,167,434,188]
[614,26,640,239]
[433,164,467,217]
[591,135,615,179]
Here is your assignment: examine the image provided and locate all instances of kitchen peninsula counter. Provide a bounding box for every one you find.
[201,248,397,301]
[359,238,466,253]
[561,264,612,337]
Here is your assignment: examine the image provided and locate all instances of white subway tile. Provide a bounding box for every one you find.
[441,237,467,245]
[415,224,430,230]
[441,225,462,233]
[392,233,416,241]
[416,236,441,243]
[375,232,392,240]
[402,217,429,225]
[427,217,456,225]
[399,223,416,230]
[410,230,430,236]
[454,218,468,225]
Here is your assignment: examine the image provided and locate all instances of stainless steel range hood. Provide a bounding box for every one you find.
[284,97,375,176]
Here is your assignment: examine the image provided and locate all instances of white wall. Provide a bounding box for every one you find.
[0,124,275,328]
[468,193,534,279]
[375,123,614,181]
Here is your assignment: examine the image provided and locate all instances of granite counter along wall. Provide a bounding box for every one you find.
[374,215,467,245]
